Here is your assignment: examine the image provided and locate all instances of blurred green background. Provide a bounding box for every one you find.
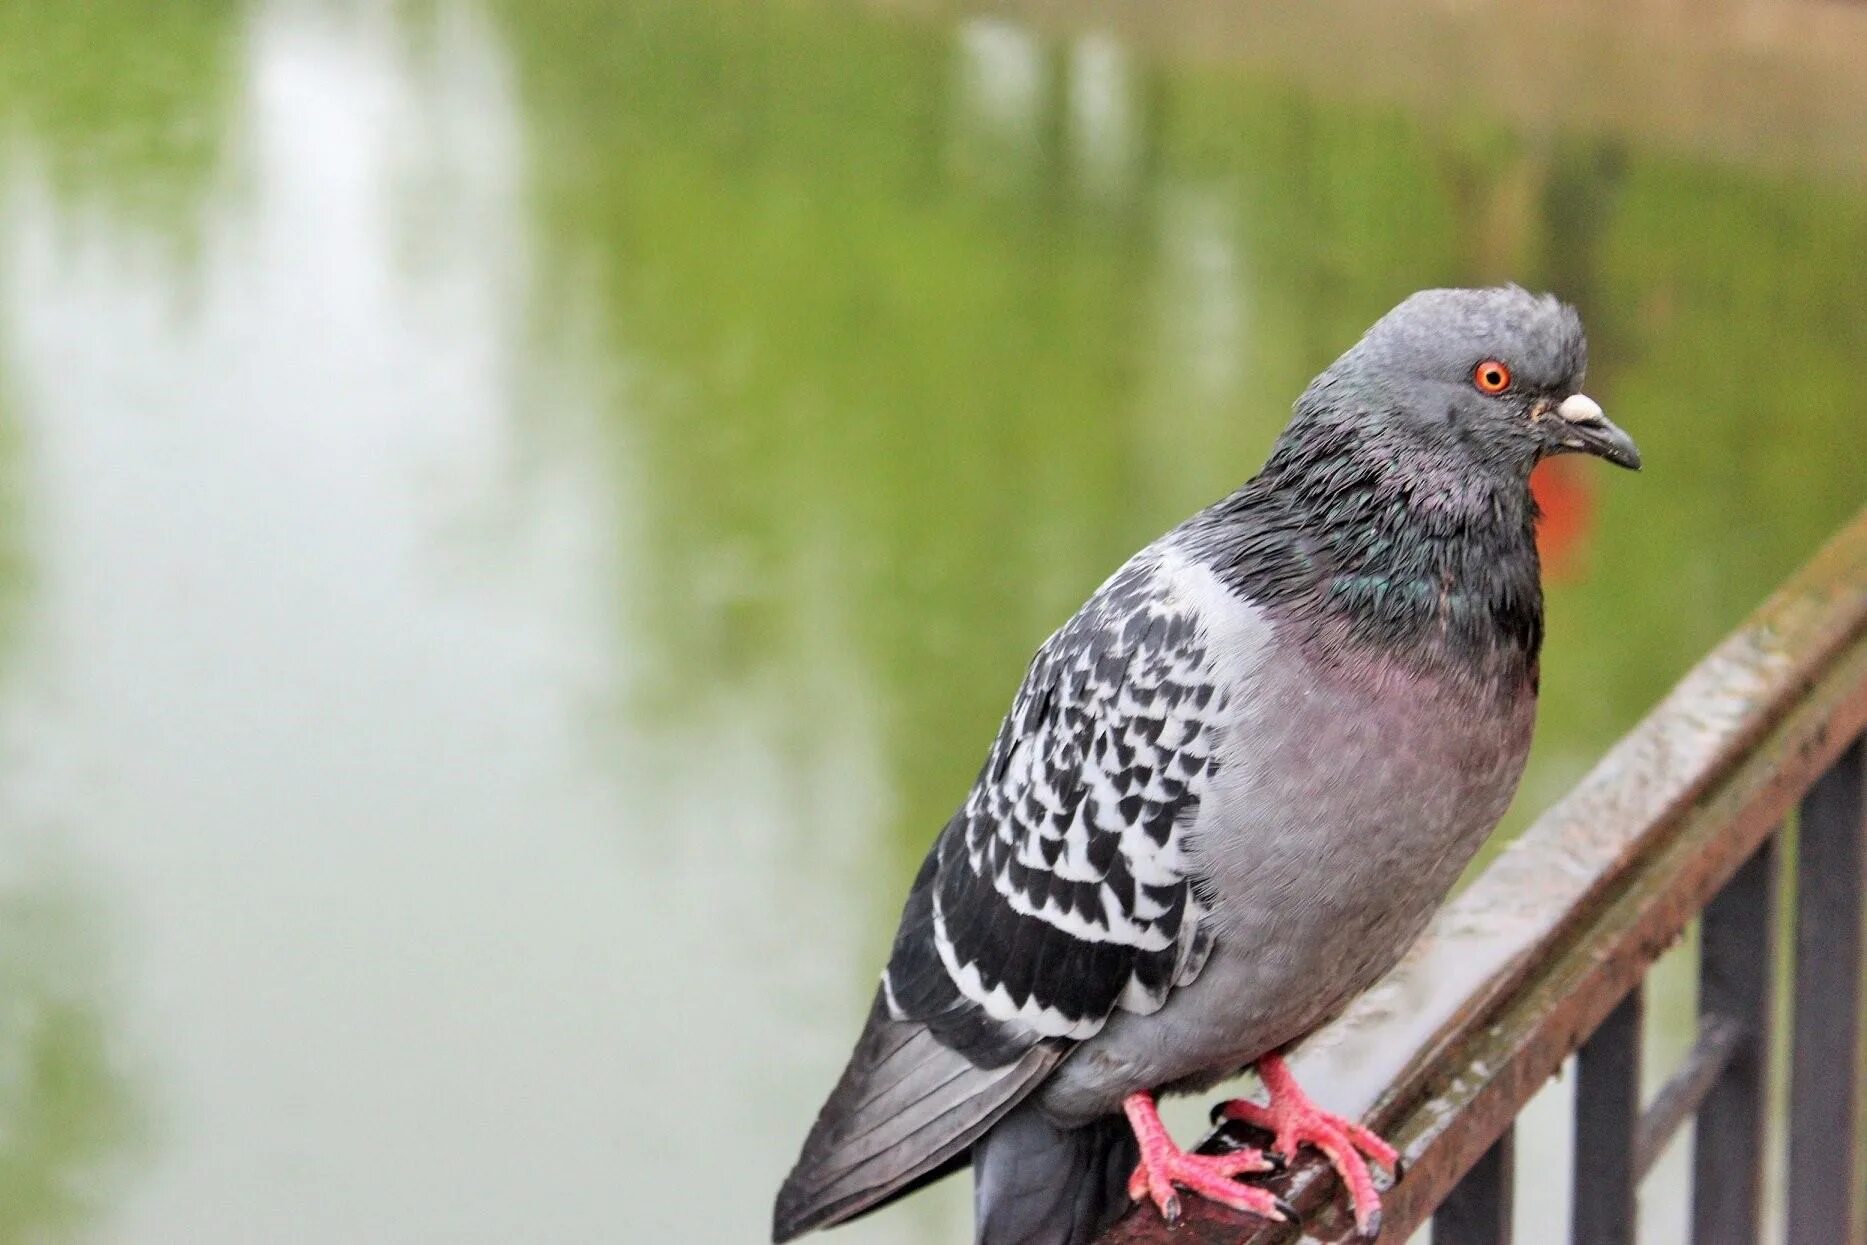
[0,0,1859,1241]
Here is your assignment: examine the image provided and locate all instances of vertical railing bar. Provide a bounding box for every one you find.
[1434,1125,1515,1245]
[1572,987,1642,1245]
[1786,734,1865,1245]
[1690,830,1780,1245]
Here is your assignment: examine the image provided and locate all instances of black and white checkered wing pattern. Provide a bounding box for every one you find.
[883,554,1228,1063]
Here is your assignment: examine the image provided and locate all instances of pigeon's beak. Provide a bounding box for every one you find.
[1548,393,1642,471]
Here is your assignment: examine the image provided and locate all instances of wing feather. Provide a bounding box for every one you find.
[895,552,1228,1048]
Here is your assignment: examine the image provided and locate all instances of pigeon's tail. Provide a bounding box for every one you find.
[773,991,1061,1243]
[973,1105,1137,1245]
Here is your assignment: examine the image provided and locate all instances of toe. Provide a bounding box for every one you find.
[1215,1098,1274,1130]
[1307,1126,1382,1233]
[1339,1117,1401,1172]
[1138,1163,1182,1223]
[1175,1170,1286,1221]
[1210,1189,1284,1221]
[1206,1149,1275,1178]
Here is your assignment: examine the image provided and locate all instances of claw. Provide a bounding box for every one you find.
[1210,1053,1399,1236]
[1121,1091,1286,1226]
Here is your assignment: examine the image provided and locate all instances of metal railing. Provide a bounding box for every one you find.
[1101,507,1867,1245]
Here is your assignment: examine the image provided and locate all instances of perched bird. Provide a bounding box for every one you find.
[774,288,1641,1245]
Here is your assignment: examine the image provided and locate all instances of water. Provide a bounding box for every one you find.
[0,1,1860,1241]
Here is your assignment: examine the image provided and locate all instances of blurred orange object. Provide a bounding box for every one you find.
[1531,458,1592,582]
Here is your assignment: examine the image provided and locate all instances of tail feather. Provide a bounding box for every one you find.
[973,1106,1137,1245]
[773,991,1060,1242]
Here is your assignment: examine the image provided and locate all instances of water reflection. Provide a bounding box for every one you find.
[0,0,246,243]
[3,3,661,1240]
[0,855,141,1240]
[0,366,139,1239]
[0,0,1858,1242]
[0,376,22,667]
[1066,34,1141,203]
[952,18,1048,192]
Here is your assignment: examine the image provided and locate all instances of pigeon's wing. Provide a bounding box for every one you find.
[776,551,1235,1239]
[890,553,1227,1049]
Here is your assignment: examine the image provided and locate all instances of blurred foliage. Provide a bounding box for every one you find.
[490,0,1864,894]
[0,868,142,1244]
[0,3,193,1229]
[0,363,131,1245]
[493,0,1162,889]
[0,385,22,680]
[0,0,247,239]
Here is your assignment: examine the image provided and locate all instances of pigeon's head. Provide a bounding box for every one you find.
[1319,286,1640,475]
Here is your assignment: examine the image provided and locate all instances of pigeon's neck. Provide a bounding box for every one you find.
[1190,431,1544,684]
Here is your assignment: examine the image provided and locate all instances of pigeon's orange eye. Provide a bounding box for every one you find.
[1473,360,1512,395]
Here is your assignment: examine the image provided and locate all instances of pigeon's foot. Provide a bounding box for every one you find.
[1120,1090,1287,1227]
[1214,1053,1399,1237]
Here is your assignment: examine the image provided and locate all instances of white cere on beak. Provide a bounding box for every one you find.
[1557,393,1605,424]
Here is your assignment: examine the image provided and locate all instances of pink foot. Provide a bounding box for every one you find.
[1121,1091,1288,1226]
[1214,1053,1400,1237]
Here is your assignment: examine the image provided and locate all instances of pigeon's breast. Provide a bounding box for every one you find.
[1197,630,1534,965]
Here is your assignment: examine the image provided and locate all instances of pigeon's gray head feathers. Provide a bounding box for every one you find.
[1342,285,1586,398]
[1296,285,1632,476]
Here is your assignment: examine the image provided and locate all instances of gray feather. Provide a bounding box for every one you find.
[773,992,1062,1242]
[973,1105,1136,1245]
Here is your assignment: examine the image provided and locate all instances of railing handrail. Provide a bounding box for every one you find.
[1100,505,1867,1243]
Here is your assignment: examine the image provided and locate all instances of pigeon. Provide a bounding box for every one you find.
[773,287,1641,1245]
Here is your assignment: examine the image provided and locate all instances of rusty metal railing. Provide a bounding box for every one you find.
[1100,506,1867,1245]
